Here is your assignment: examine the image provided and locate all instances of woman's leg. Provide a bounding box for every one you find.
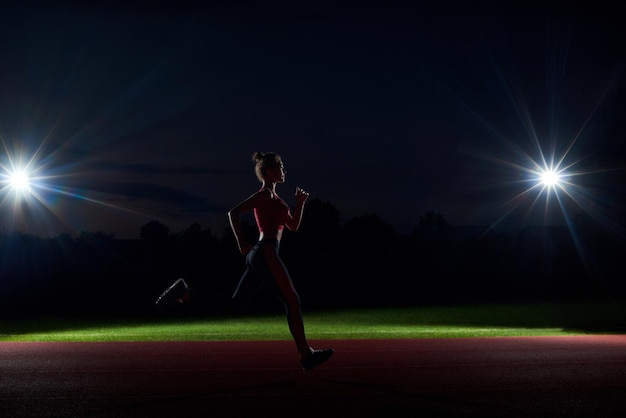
[230,268,264,312]
[261,242,311,358]
[157,246,264,315]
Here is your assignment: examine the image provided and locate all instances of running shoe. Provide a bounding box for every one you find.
[155,278,190,306]
[301,348,334,371]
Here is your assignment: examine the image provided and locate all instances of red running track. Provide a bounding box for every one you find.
[1,336,625,417]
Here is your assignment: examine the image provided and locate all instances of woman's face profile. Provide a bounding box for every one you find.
[266,161,286,183]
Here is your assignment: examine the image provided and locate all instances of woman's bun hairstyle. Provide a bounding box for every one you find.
[251,152,281,182]
[251,152,265,162]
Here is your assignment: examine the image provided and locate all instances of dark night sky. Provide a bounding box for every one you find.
[1,1,624,239]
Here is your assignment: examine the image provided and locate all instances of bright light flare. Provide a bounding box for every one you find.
[540,169,560,187]
[1,162,38,199]
[537,166,565,190]
[1,145,149,233]
[9,169,32,192]
[1,147,43,202]
[523,156,574,204]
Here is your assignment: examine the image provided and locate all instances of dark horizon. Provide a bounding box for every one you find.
[2,203,622,319]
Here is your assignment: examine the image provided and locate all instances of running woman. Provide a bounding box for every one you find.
[156,152,333,371]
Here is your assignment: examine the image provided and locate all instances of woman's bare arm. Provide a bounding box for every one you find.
[285,187,309,231]
[228,190,267,254]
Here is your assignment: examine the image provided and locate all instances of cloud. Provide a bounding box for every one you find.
[88,161,234,177]
[43,170,229,219]
[90,180,226,212]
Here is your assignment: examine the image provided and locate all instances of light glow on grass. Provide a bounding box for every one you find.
[1,302,623,342]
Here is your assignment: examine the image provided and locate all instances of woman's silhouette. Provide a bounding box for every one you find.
[156,152,333,371]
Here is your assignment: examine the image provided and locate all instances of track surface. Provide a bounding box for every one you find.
[1,336,625,417]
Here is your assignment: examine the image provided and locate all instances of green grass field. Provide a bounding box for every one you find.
[1,301,624,342]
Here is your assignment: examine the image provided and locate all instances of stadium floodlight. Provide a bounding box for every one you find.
[538,168,561,188]
[1,151,41,201]
[9,168,32,193]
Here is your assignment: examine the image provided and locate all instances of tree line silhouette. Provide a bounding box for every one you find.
[0,198,623,317]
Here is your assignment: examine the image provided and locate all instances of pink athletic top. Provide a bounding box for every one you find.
[253,189,290,233]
